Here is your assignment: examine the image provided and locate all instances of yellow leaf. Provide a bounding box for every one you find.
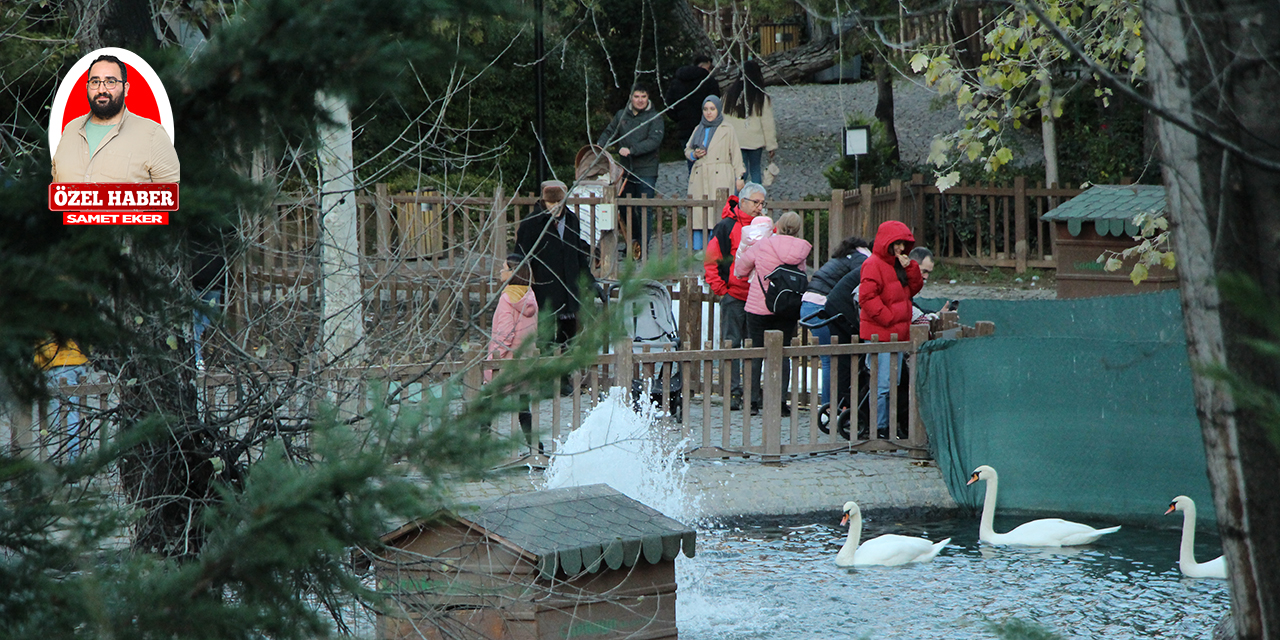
[1130,263,1149,285]
[1105,257,1123,272]
[166,335,178,350]
[1161,252,1177,270]
[909,53,930,73]
[936,172,962,192]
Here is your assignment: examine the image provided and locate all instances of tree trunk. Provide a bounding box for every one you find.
[674,0,716,59]
[873,54,901,166]
[1145,1,1280,638]
[714,31,835,88]
[1040,76,1059,187]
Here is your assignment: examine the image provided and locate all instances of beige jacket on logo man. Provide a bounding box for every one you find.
[52,107,180,183]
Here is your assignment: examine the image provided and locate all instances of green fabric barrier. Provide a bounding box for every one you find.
[918,290,1186,341]
[917,291,1216,524]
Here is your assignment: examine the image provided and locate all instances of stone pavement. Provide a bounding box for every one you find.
[452,449,958,522]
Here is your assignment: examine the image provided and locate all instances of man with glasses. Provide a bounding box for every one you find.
[703,182,767,410]
[52,54,180,183]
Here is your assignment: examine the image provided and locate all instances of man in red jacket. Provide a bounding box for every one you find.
[704,182,767,410]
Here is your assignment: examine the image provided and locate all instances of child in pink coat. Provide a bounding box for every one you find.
[487,254,540,452]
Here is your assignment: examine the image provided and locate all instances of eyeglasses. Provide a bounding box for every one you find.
[745,198,766,206]
[87,78,122,89]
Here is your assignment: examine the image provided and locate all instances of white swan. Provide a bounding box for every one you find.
[835,501,951,567]
[966,465,1121,547]
[1166,495,1228,579]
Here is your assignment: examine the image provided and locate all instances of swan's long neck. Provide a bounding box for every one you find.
[1179,503,1198,570]
[843,512,863,554]
[979,475,999,541]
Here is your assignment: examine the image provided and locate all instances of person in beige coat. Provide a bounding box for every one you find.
[722,60,777,185]
[685,95,745,250]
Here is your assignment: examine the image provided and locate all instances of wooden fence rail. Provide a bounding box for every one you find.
[6,318,995,466]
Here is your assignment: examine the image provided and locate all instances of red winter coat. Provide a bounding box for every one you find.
[859,220,924,342]
[486,286,539,381]
[703,196,753,301]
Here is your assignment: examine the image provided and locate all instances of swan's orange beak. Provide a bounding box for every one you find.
[1165,504,1176,515]
[840,514,849,526]
[966,473,979,485]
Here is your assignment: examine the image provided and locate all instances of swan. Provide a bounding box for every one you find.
[966,465,1121,547]
[835,501,951,567]
[1166,495,1228,579]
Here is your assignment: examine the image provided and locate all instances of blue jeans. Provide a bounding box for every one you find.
[742,147,765,185]
[800,300,832,404]
[47,364,87,458]
[876,352,904,434]
[193,290,222,365]
[622,173,657,246]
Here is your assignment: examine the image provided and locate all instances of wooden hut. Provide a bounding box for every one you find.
[364,484,696,640]
[1040,185,1178,298]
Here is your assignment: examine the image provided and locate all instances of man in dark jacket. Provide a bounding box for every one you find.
[666,55,721,152]
[702,182,765,409]
[597,84,664,258]
[515,180,597,350]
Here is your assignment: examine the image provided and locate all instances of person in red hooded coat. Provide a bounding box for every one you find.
[859,220,924,435]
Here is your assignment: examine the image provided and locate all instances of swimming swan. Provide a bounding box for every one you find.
[1166,495,1228,579]
[967,465,1121,547]
[835,501,951,566]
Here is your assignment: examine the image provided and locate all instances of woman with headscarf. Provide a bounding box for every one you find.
[685,96,746,250]
[722,60,778,185]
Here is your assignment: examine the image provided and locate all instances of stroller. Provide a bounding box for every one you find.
[800,304,910,440]
[621,280,683,421]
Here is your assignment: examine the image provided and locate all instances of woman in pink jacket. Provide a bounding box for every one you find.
[734,211,812,414]
[487,254,540,452]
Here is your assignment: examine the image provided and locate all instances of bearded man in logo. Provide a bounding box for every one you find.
[52,54,180,184]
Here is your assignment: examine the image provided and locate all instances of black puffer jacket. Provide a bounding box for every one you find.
[515,202,597,316]
[807,253,866,297]
[821,254,870,337]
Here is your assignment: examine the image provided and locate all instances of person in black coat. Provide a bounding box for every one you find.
[665,55,722,155]
[515,180,597,348]
[801,236,871,405]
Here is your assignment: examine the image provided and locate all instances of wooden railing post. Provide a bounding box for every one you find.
[859,183,875,237]
[616,337,634,400]
[891,177,904,225]
[762,330,784,462]
[489,185,506,277]
[908,324,930,458]
[375,183,392,260]
[828,189,845,258]
[1014,176,1028,273]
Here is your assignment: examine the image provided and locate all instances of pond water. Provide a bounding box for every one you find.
[544,391,1230,640]
[675,515,1229,640]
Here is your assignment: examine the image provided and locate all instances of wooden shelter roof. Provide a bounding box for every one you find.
[1040,184,1165,237]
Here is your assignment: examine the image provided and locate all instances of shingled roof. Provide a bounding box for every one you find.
[471,484,696,579]
[1040,184,1166,237]
[379,484,696,581]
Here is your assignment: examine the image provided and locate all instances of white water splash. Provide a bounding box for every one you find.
[541,387,700,523]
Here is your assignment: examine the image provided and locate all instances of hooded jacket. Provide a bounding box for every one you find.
[596,101,665,177]
[735,233,812,316]
[703,196,753,301]
[486,286,539,382]
[859,220,924,342]
[665,65,722,141]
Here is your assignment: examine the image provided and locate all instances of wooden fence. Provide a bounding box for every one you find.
[6,317,994,466]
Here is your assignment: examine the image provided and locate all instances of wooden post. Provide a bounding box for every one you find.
[375,183,392,261]
[1014,176,1028,273]
[891,177,904,225]
[489,186,506,275]
[908,324,930,458]
[828,189,845,258]
[762,330,784,461]
[616,337,634,401]
[975,321,996,336]
[859,183,875,237]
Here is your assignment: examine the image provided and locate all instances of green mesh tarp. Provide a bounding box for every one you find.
[917,291,1217,523]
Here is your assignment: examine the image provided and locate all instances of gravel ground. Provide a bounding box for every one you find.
[657,79,1042,201]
